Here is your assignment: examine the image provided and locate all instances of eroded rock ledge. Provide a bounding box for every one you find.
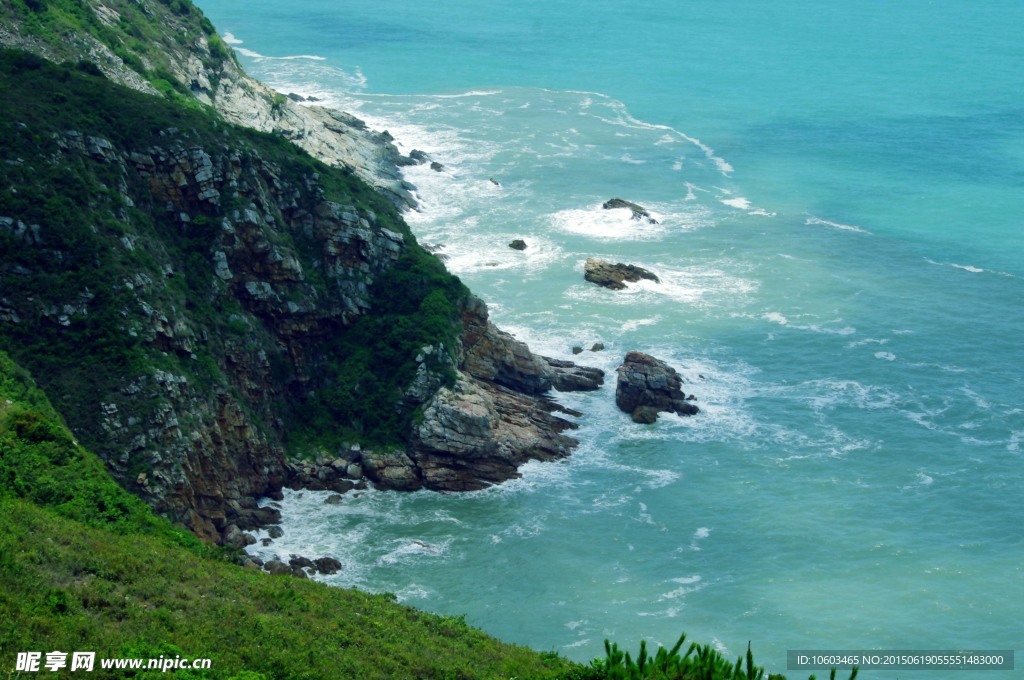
[390,296,605,492]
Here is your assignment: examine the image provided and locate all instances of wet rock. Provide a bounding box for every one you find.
[508,239,527,250]
[541,357,605,392]
[313,557,342,574]
[602,198,658,224]
[267,525,284,539]
[584,258,659,290]
[324,494,343,505]
[430,161,445,172]
[615,351,699,423]
[591,342,605,352]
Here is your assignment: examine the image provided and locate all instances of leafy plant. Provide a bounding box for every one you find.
[589,633,859,680]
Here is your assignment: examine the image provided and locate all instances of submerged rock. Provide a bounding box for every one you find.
[584,258,659,290]
[508,239,527,250]
[602,198,658,224]
[615,351,699,424]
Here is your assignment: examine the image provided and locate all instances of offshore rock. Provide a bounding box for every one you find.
[615,351,699,423]
[584,258,660,290]
[602,198,658,224]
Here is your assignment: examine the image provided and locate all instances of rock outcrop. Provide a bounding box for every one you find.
[0,0,418,208]
[0,9,610,541]
[584,258,660,290]
[602,198,658,224]
[615,351,699,423]
[397,296,604,491]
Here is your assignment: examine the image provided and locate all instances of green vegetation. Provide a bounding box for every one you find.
[0,0,231,105]
[294,247,467,449]
[586,634,858,680]
[0,50,467,465]
[0,351,578,678]
[0,8,864,677]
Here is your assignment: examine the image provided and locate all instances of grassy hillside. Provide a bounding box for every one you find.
[1,0,230,108]
[0,350,581,679]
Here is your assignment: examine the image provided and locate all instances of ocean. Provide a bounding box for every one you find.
[196,0,1023,674]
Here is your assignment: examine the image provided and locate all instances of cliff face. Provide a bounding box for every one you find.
[0,0,416,207]
[0,52,601,543]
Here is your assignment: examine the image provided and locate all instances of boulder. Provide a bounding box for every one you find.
[591,342,605,352]
[615,351,699,423]
[430,161,445,172]
[508,239,527,250]
[264,560,291,576]
[267,525,284,539]
[289,555,316,570]
[584,258,659,290]
[602,198,658,224]
[313,557,342,575]
[222,524,247,549]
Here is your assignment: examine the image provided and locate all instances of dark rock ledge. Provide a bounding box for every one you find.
[584,257,660,290]
[602,198,658,224]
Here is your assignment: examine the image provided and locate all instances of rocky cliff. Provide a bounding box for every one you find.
[0,0,417,207]
[0,51,601,543]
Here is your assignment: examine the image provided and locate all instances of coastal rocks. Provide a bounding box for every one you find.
[602,198,658,224]
[615,351,699,423]
[313,557,342,574]
[409,374,580,491]
[508,239,528,250]
[389,296,605,491]
[584,258,660,290]
[458,295,604,395]
[259,554,342,578]
[541,357,605,392]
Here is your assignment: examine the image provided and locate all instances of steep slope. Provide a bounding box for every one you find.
[0,0,418,206]
[0,50,600,544]
[0,350,584,679]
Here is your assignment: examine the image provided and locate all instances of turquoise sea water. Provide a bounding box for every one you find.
[198,1,1022,674]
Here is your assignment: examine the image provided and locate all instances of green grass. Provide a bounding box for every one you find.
[0,0,232,104]
[0,499,583,679]
[0,350,579,678]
